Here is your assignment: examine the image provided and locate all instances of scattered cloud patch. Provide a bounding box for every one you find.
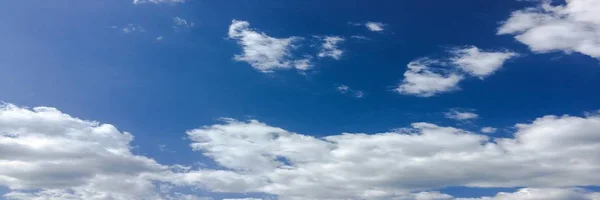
[481,127,498,134]
[318,36,345,60]
[396,46,517,97]
[444,109,479,121]
[336,84,364,98]
[365,21,386,32]
[449,46,518,79]
[133,0,186,4]
[498,0,600,59]
[122,24,145,33]
[395,58,464,97]
[173,17,194,29]
[156,36,164,41]
[228,20,308,73]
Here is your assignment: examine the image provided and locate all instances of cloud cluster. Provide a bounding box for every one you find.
[396,46,517,97]
[318,36,345,60]
[2,104,600,199]
[183,113,600,199]
[499,0,600,59]
[228,20,310,72]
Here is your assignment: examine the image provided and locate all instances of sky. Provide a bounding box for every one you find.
[1,0,600,199]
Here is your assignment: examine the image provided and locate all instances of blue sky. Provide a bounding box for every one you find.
[1,0,600,199]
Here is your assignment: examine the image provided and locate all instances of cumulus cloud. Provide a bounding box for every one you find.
[228,20,310,72]
[336,84,364,98]
[0,104,203,200]
[498,0,600,59]
[3,103,600,200]
[449,46,518,79]
[366,21,386,32]
[183,113,600,199]
[445,109,479,121]
[481,127,498,134]
[395,58,464,97]
[133,0,186,4]
[318,36,345,60]
[173,17,194,29]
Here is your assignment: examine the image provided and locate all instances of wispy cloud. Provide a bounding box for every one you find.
[173,17,194,29]
[337,84,364,98]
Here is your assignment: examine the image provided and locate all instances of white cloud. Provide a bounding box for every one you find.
[456,188,600,200]
[396,46,517,97]
[157,36,164,41]
[173,17,194,29]
[183,113,600,199]
[228,20,309,72]
[2,103,600,200]
[366,21,386,32]
[498,0,600,59]
[133,0,186,4]
[395,58,464,97]
[449,46,518,79]
[223,199,262,200]
[481,127,498,134]
[0,104,203,200]
[318,36,345,60]
[122,24,145,33]
[350,35,370,40]
[336,84,364,98]
[445,109,479,121]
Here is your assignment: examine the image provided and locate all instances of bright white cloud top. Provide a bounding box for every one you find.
[228,20,310,72]
[450,46,518,79]
[397,46,517,97]
[499,0,600,59]
[133,0,186,4]
[365,21,386,32]
[396,58,464,97]
[2,104,600,199]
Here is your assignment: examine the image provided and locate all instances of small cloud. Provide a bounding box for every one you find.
[365,21,385,32]
[395,58,463,97]
[156,36,164,41]
[481,127,498,134]
[350,35,370,40]
[318,36,344,60]
[158,144,175,153]
[228,20,308,73]
[449,46,518,79]
[122,24,145,33]
[173,17,194,29]
[444,109,479,121]
[133,0,186,4]
[337,84,365,98]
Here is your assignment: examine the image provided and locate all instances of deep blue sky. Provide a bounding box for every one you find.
[1,0,599,198]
